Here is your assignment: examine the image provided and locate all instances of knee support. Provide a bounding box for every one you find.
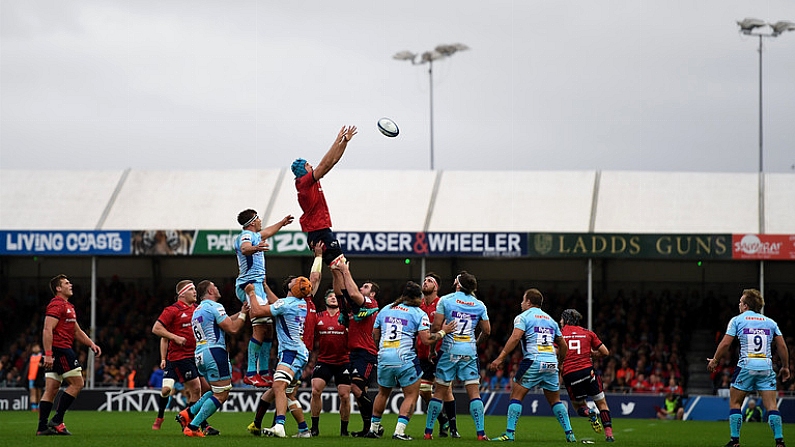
[274,369,294,384]
[211,383,233,394]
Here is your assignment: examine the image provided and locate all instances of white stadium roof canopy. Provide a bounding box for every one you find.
[1,169,793,233]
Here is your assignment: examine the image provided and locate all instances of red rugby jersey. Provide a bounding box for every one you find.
[314,310,350,365]
[560,324,603,376]
[296,174,332,232]
[45,297,77,349]
[156,301,196,361]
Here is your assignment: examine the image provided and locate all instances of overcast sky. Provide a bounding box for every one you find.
[2,1,794,173]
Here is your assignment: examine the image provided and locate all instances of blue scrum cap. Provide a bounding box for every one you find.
[291,158,308,178]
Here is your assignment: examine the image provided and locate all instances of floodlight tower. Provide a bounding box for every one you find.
[393,43,469,171]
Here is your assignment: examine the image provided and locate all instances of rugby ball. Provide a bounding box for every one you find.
[377,117,399,138]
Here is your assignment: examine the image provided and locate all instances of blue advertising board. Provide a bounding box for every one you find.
[0,231,131,255]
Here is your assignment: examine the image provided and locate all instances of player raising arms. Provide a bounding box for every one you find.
[310,289,352,437]
[559,308,615,442]
[234,209,294,387]
[331,260,379,437]
[424,271,490,441]
[489,288,576,443]
[291,125,357,268]
[247,244,324,438]
[247,275,313,438]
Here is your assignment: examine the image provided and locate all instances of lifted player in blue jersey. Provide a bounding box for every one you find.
[234,209,293,387]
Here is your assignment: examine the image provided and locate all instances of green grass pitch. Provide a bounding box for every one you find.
[4,410,792,447]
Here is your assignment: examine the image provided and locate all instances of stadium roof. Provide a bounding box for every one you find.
[1,169,793,233]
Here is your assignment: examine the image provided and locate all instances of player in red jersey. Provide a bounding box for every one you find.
[291,125,357,268]
[309,289,352,436]
[417,273,454,437]
[559,309,614,442]
[331,260,379,437]
[37,274,102,436]
[151,280,217,434]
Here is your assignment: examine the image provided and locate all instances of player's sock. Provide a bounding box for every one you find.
[444,400,457,431]
[469,397,486,436]
[601,409,613,427]
[298,420,309,431]
[395,415,410,435]
[190,396,220,429]
[274,414,287,426]
[312,416,320,429]
[247,338,262,376]
[601,409,613,436]
[51,391,76,424]
[768,410,783,439]
[254,398,271,427]
[370,415,382,432]
[258,339,272,376]
[357,394,373,431]
[341,420,349,434]
[157,395,169,418]
[38,400,53,431]
[425,398,443,434]
[507,399,522,433]
[729,409,742,439]
[190,392,212,416]
[553,401,574,434]
[577,406,590,418]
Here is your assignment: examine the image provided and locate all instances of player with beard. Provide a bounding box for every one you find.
[331,261,379,437]
[417,273,454,437]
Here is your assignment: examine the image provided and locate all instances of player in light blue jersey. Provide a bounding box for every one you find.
[489,288,575,443]
[178,281,248,437]
[708,289,790,447]
[424,271,491,440]
[234,208,293,387]
[366,281,455,441]
[247,275,312,438]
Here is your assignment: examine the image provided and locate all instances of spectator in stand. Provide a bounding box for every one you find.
[630,373,650,393]
[666,377,682,396]
[616,358,635,384]
[148,364,164,389]
[489,368,510,391]
[647,373,665,394]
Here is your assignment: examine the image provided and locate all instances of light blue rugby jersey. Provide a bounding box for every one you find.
[234,230,265,286]
[374,303,430,366]
[270,297,309,356]
[192,300,229,351]
[436,291,489,356]
[726,310,783,370]
[514,307,561,364]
